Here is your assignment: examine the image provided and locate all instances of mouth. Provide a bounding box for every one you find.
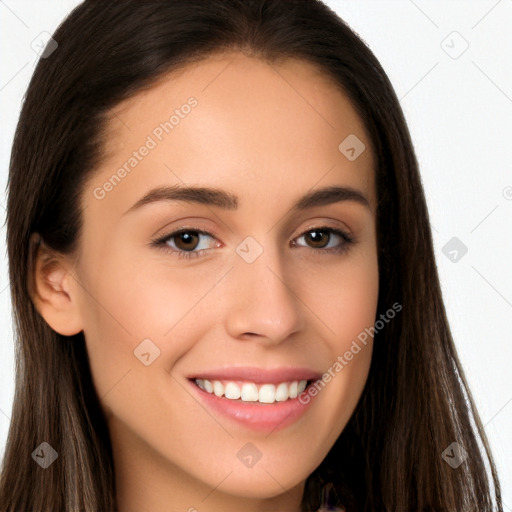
[189,377,315,404]
[185,367,321,432]
[187,366,321,402]
[187,378,318,433]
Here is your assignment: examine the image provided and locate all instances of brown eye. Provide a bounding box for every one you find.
[304,229,331,249]
[293,226,354,255]
[173,231,200,251]
[156,228,219,258]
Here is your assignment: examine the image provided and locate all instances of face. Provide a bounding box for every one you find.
[50,52,379,510]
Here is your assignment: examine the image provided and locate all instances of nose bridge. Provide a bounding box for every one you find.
[224,234,304,342]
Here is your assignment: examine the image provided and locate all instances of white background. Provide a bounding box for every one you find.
[1,0,511,507]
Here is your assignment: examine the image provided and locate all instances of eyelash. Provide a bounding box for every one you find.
[151,225,355,260]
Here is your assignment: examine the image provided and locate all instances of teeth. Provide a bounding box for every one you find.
[258,384,275,403]
[275,382,289,401]
[194,378,308,403]
[224,382,241,400]
[213,380,224,397]
[241,382,259,402]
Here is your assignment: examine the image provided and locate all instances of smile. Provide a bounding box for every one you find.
[186,366,322,433]
[194,378,310,404]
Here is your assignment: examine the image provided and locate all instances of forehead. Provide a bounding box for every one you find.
[86,51,376,218]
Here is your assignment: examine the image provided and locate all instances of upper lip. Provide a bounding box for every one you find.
[188,366,323,384]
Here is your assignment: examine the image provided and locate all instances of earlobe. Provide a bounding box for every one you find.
[28,233,83,336]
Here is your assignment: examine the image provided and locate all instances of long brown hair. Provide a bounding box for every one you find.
[0,1,503,510]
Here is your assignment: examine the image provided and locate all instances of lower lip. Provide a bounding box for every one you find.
[188,379,316,433]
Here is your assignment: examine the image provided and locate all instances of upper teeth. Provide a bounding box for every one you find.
[195,378,308,403]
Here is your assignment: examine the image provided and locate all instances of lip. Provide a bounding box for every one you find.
[186,366,323,434]
[187,366,323,384]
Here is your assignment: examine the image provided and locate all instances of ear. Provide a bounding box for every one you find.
[28,233,84,336]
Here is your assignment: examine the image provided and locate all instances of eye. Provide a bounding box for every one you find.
[152,227,219,260]
[292,225,354,255]
[151,225,355,260]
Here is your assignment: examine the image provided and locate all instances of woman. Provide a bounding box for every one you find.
[0,1,503,510]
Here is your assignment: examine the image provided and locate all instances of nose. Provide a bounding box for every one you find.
[224,241,305,345]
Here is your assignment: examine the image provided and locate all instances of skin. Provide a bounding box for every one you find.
[32,51,379,512]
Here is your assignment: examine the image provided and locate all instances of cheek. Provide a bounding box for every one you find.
[298,250,378,434]
[77,250,227,400]
[304,247,379,349]
[334,264,379,347]
[331,252,379,384]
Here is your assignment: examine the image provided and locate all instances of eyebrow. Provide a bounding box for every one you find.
[123,184,371,215]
